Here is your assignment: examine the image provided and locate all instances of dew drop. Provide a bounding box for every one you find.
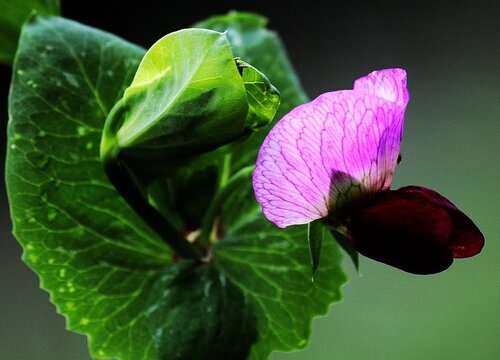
[16,69,24,76]
[26,79,38,88]
[204,281,212,296]
[48,258,55,264]
[37,130,47,138]
[219,274,226,287]
[47,208,57,221]
[45,45,54,51]
[58,287,66,293]
[59,268,67,278]
[80,318,90,326]
[66,301,75,310]
[77,126,88,136]
[145,303,158,316]
[63,72,79,87]
[106,70,114,77]
[10,143,17,150]
[85,142,93,150]
[27,217,36,224]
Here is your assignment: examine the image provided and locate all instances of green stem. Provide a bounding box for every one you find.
[199,165,254,246]
[102,155,201,260]
[219,153,232,189]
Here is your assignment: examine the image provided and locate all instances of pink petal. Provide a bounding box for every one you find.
[253,69,408,228]
[353,68,409,107]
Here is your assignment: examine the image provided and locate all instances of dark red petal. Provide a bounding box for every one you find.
[397,186,484,258]
[347,186,484,274]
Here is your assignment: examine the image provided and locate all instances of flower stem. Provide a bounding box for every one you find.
[219,153,232,188]
[198,165,254,246]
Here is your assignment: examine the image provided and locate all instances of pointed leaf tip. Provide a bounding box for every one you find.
[308,220,325,276]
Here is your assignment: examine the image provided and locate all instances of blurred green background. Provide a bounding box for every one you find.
[1,1,498,359]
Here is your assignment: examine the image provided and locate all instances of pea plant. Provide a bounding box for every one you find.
[2,1,484,359]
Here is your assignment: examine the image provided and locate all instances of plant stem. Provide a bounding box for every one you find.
[102,155,201,260]
[219,153,232,189]
[198,165,254,246]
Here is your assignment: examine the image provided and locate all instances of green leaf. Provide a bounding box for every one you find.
[194,11,309,171]
[214,173,347,359]
[236,58,281,130]
[6,15,168,360]
[7,12,347,360]
[308,220,324,276]
[0,0,60,64]
[145,261,258,360]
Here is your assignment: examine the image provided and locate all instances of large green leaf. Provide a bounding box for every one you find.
[195,11,309,171]
[0,0,60,64]
[214,175,346,359]
[6,15,167,360]
[145,261,258,360]
[7,12,346,360]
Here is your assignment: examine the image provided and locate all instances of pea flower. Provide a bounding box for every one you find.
[252,68,484,274]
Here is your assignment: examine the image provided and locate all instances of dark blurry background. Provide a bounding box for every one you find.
[1,1,499,359]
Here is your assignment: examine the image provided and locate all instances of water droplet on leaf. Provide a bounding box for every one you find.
[204,281,212,296]
[77,126,88,136]
[63,72,79,87]
[47,208,57,221]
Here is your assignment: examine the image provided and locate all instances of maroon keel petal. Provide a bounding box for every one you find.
[347,186,484,274]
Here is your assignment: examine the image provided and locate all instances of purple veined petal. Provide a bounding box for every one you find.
[253,69,409,228]
[353,68,409,107]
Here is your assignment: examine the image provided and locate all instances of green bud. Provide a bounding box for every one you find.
[100,28,280,166]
